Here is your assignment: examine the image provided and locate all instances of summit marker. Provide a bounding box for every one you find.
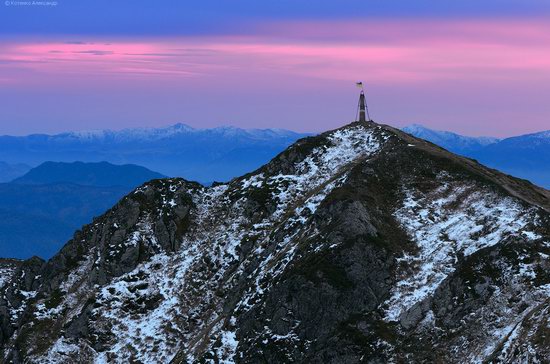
[355,82,372,122]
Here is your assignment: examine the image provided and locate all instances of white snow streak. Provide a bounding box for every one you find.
[385,182,541,322]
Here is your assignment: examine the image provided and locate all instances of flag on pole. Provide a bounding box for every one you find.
[355,82,363,88]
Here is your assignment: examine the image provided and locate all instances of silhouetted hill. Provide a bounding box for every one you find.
[12,161,165,187]
[0,162,165,259]
[0,182,129,259]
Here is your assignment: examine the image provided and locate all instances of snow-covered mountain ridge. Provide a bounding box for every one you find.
[53,123,305,143]
[401,124,500,153]
[1,121,549,363]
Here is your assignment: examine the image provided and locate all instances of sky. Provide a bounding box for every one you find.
[1,1,550,137]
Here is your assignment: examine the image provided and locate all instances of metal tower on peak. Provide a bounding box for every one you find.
[355,82,372,122]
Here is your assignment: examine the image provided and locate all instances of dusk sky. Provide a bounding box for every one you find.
[1,0,550,137]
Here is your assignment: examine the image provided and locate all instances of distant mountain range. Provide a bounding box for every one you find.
[401,124,500,154]
[402,124,550,188]
[0,161,164,259]
[0,123,310,183]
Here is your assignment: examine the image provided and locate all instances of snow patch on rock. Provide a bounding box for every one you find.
[385,181,541,322]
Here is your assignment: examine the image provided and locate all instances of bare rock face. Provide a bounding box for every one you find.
[1,122,549,363]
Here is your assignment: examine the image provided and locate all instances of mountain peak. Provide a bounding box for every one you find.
[2,120,550,363]
[401,123,429,132]
[168,122,195,131]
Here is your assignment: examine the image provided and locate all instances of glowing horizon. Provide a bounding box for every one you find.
[1,3,550,137]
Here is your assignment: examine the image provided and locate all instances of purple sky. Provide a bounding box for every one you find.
[1,1,550,137]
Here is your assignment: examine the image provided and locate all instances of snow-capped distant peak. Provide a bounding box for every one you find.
[63,129,110,140]
[402,123,500,152]
[517,130,550,139]
[51,123,307,142]
[402,124,499,142]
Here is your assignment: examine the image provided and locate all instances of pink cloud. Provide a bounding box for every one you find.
[1,18,550,137]
[2,42,198,79]
[2,18,550,88]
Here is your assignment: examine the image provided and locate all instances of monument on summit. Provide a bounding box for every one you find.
[355,82,372,123]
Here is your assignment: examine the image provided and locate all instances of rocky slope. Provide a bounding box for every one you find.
[1,121,549,363]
